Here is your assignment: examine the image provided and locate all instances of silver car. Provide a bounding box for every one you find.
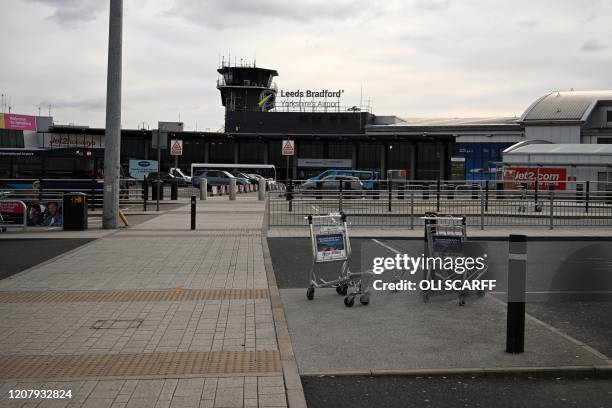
[300,175,363,197]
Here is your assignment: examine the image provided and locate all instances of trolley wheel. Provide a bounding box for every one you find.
[306,287,315,300]
[422,292,430,303]
[336,284,348,296]
[476,290,486,298]
[359,292,370,306]
[344,295,355,307]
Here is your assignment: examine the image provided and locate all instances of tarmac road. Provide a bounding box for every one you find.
[302,374,612,408]
[268,237,612,406]
[0,238,93,280]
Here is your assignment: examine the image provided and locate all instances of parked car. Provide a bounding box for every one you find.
[169,168,191,186]
[192,170,248,188]
[308,170,379,190]
[234,172,259,185]
[300,175,364,197]
[145,172,175,182]
[248,174,276,187]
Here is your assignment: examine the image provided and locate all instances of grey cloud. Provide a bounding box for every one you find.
[580,38,606,52]
[517,19,540,28]
[414,0,452,11]
[167,0,371,29]
[24,0,105,25]
[39,98,106,111]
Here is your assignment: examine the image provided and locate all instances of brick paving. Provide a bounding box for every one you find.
[0,195,289,407]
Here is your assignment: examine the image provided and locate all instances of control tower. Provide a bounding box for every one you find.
[217,58,278,112]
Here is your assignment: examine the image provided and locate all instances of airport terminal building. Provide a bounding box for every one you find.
[1,63,612,182]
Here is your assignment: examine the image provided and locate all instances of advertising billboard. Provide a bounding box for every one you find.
[129,159,158,180]
[504,167,567,190]
[0,113,37,131]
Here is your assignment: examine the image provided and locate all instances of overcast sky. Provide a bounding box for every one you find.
[1,0,612,130]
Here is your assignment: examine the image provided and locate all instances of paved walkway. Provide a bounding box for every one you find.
[0,194,304,408]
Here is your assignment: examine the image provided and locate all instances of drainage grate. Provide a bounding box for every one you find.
[0,350,281,380]
[0,288,270,304]
[91,319,144,329]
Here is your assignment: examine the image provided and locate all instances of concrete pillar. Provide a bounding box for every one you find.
[258,178,266,201]
[229,179,237,200]
[199,179,207,200]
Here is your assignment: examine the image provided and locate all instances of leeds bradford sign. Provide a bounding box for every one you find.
[277,89,345,109]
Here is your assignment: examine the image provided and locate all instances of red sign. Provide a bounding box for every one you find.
[282,140,294,156]
[170,139,183,156]
[505,167,567,190]
[1,113,37,131]
[0,201,25,215]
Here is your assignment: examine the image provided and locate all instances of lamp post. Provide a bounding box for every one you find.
[102,0,123,229]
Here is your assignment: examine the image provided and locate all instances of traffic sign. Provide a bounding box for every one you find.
[170,139,183,156]
[282,139,295,156]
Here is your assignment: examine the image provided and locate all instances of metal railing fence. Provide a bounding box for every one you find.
[267,179,612,229]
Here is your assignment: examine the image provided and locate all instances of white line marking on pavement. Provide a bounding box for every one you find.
[371,238,402,254]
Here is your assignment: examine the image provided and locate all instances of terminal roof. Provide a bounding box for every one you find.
[520,90,612,123]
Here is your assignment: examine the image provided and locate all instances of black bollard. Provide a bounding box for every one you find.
[142,179,148,212]
[171,180,179,200]
[190,195,196,230]
[506,234,527,354]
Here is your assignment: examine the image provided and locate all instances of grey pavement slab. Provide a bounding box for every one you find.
[0,196,291,407]
[280,288,608,374]
[0,377,287,408]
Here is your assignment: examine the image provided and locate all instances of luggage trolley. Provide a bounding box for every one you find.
[517,184,542,213]
[422,213,487,306]
[306,212,373,307]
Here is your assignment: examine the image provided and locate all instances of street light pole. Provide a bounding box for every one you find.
[103,0,123,229]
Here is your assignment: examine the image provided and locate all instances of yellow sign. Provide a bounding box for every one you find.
[258,94,272,108]
[0,114,4,129]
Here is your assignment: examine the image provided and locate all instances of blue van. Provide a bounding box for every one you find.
[308,170,380,190]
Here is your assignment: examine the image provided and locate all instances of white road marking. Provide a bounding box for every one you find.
[371,238,402,254]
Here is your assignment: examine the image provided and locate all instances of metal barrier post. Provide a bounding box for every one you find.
[91,178,96,211]
[549,183,554,230]
[436,179,441,212]
[338,180,343,213]
[200,179,207,200]
[287,179,293,212]
[190,195,196,230]
[388,180,393,212]
[229,179,237,200]
[506,234,527,354]
[410,191,414,230]
[586,181,590,213]
[485,180,489,212]
[266,190,271,231]
[258,179,265,201]
[398,182,404,200]
[480,190,485,230]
